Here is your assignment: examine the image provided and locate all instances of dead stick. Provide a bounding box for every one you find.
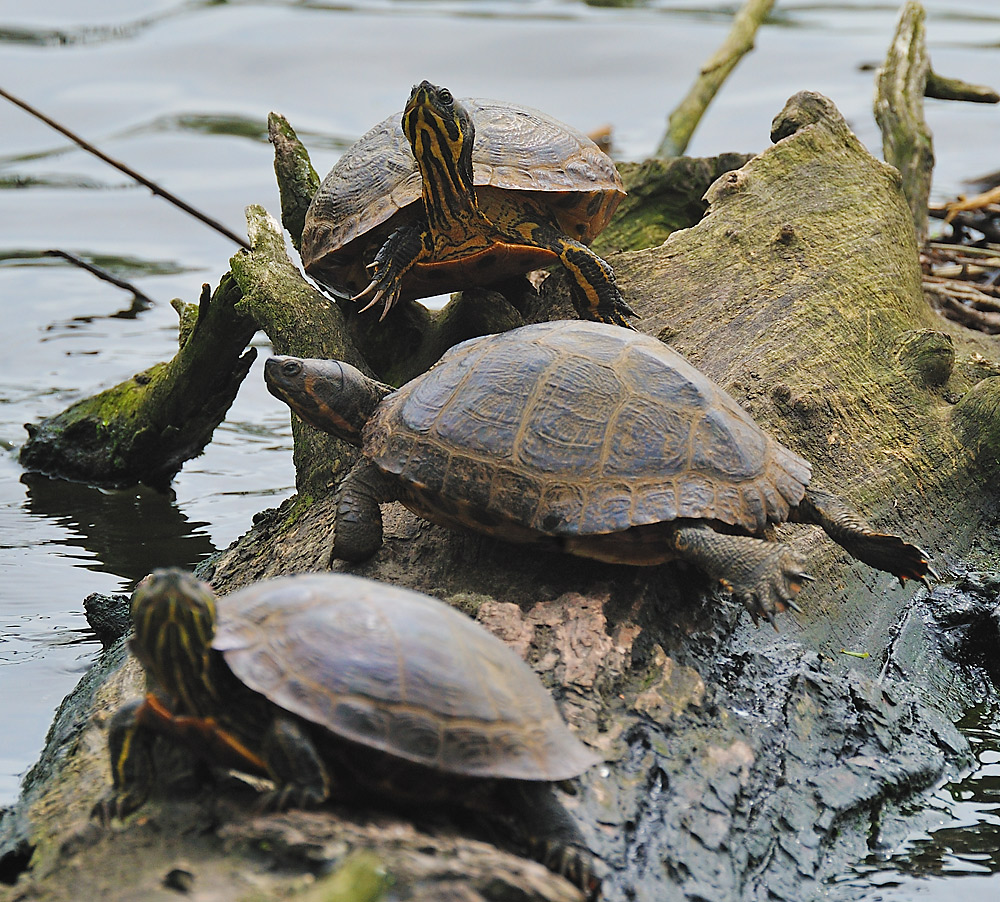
[0,86,251,250]
[43,249,155,308]
[656,0,776,158]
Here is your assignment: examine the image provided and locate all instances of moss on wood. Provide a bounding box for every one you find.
[18,277,256,489]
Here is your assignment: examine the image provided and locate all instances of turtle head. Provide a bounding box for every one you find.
[264,356,392,446]
[403,81,477,222]
[130,569,217,711]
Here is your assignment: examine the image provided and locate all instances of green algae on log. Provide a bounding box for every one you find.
[18,277,256,489]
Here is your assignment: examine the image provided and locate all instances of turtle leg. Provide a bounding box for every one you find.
[554,237,637,329]
[792,487,932,585]
[497,212,635,328]
[93,699,156,821]
[258,715,332,812]
[352,222,431,320]
[330,458,398,563]
[485,782,602,902]
[672,526,812,626]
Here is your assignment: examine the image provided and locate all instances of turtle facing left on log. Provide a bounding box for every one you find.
[97,569,601,897]
[265,320,931,624]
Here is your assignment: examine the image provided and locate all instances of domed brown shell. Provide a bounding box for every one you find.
[301,98,624,297]
[363,321,813,537]
[212,572,596,781]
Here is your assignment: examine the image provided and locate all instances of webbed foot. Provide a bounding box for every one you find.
[798,488,933,585]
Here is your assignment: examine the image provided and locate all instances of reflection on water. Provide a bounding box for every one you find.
[20,473,217,586]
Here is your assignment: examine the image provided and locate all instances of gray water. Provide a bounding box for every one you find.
[2,0,999,897]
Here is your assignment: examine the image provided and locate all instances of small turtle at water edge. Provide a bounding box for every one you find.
[265,320,931,624]
[301,80,634,327]
[96,569,601,896]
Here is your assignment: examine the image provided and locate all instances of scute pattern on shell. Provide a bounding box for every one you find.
[364,321,813,536]
[301,98,624,271]
[211,573,597,781]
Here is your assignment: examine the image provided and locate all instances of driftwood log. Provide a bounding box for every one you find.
[4,90,1000,902]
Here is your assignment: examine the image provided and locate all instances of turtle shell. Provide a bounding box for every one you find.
[211,572,597,782]
[301,99,624,298]
[363,320,813,537]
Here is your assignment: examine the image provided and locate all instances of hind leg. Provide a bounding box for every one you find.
[793,487,931,585]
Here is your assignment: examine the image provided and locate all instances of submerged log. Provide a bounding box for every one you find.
[5,90,1000,902]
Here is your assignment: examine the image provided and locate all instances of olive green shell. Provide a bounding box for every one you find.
[301,99,624,295]
[363,321,813,537]
[211,573,596,781]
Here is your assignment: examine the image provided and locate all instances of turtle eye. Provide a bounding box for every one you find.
[438,89,453,105]
[281,360,302,377]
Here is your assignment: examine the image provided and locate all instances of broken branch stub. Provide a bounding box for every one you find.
[19,277,257,489]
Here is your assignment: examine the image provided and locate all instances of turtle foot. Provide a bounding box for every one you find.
[91,787,146,825]
[798,487,933,585]
[528,838,603,902]
[673,526,809,627]
[352,268,403,321]
[721,548,812,627]
[256,783,328,814]
[596,299,638,330]
[835,531,933,587]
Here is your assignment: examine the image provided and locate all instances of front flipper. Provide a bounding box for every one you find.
[353,222,430,320]
[673,526,812,626]
[795,487,932,585]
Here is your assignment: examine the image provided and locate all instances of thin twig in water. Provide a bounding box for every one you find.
[44,249,155,316]
[0,86,251,250]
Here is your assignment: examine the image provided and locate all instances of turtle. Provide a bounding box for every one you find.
[264,320,931,624]
[301,80,634,327]
[97,569,600,894]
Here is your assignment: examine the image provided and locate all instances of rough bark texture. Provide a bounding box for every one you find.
[17,277,257,489]
[875,1,934,243]
[5,91,1000,902]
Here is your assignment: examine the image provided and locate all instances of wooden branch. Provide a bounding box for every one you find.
[874,0,934,244]
[926,284,1000,332]
[19,278,258,488]
[268,112,320,253]
[43,249,154,312]
[0,86,250,250]
[656,0,775,158]
[926,70,999,103]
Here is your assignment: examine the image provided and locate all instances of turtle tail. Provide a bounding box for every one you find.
[795,487,933,585]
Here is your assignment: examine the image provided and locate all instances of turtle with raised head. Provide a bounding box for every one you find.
[265,321,931,623]
[98,569,600,895]
[302,80,633,326]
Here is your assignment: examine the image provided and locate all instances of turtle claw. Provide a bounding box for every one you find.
[352,277,400,320]
[726,549,809,628]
